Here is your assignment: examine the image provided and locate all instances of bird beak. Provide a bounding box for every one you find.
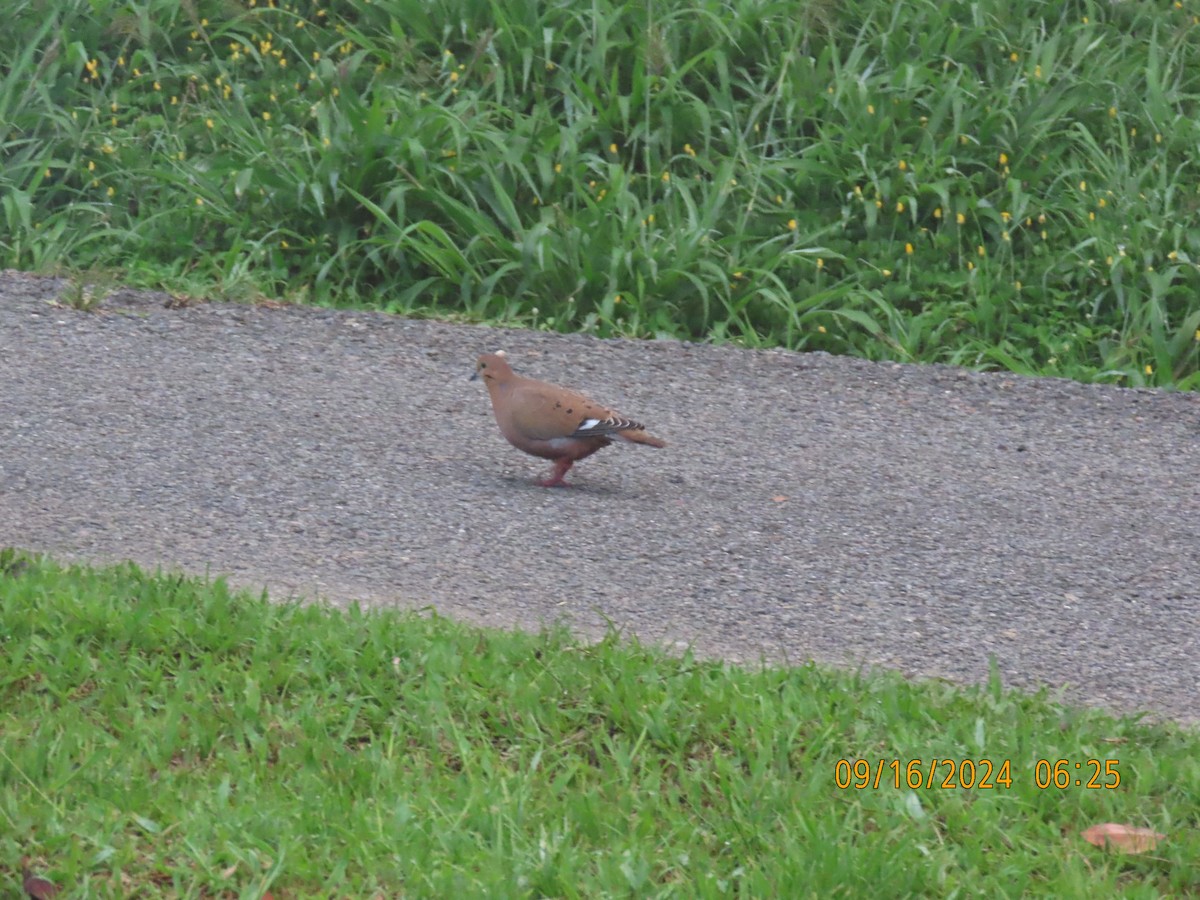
[469,370,480,381]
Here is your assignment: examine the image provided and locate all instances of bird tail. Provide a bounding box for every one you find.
[617,427,667,449]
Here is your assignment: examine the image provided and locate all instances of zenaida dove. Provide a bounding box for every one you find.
[473,352,666,486]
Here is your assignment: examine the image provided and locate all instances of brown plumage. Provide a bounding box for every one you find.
[473,352,666,486]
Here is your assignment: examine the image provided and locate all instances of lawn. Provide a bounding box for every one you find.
[2,551,1197,896]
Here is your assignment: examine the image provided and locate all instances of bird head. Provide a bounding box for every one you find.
[472,350,511,382]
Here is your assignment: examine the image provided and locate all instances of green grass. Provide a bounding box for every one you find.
[2,550,1198,897]
[2,0,1199,387]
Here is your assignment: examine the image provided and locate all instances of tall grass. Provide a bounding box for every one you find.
[2,0,1199,386]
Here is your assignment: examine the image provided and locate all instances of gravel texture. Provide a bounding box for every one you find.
[2,270,1197,722]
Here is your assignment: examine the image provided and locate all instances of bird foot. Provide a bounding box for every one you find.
[536,459,574,487]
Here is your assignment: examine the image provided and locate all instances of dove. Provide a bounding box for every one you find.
[473,352,666,486]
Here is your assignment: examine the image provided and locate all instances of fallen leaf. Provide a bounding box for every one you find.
[220,864,238,879]
[1081,823,1165,854]
[22,869,59,899]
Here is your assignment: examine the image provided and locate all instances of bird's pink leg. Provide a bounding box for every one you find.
[536,458,574,487]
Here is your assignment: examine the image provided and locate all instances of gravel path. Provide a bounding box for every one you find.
[3,270,1197,723]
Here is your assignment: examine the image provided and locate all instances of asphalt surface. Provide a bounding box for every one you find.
[2,270,1197,722]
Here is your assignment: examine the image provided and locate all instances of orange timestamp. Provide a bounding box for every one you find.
[834,758,1121,790]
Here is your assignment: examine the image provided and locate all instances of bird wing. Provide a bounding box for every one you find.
[508,381,617,442]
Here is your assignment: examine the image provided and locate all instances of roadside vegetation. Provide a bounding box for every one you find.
[3,0,1200,386]
[3,551,1198,896]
